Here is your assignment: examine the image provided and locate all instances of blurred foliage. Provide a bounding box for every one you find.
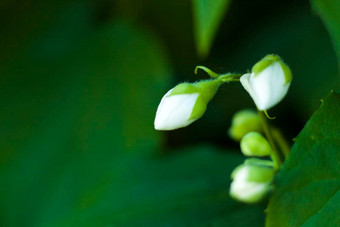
[192,0,231,58]
[312,0,340,70]
[0,0,340,226]
[266,90,340,226]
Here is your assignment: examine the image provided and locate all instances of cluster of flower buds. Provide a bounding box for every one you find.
[228,124,276,203]
[227,105,281,203]
[154,54,292,204]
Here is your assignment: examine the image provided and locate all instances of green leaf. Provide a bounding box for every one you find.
[266,90,340,227]
[311,0,340,72]
[192,0,231,58]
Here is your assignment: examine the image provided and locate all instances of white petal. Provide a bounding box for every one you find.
[240,73,260,108]
[230,180,269,202]
[232,165,251,181]
[251,62,289,110]
[154,91,199,130]
[240,73,252,94]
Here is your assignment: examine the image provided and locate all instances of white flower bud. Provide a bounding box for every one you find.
[240,54,292,110]
[230,159,274,203]
[154,80,222,130]
[240,132,272,157]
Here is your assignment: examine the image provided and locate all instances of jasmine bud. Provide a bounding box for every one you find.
[240,54,292,110]
[240,132,272,157]
[154,79,222,130]
[230,159,275,203]
[229,110,262,141]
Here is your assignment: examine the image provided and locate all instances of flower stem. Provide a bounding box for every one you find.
[257,110,283,171]
[195,66,220,78]
[272,128,291,158]
[218,73,241,82]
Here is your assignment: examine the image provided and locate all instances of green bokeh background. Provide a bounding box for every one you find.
[0,0,339,226]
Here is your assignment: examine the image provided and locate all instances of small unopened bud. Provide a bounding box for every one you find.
[240,132,272,157]
[154,79,222,130]
[229,110,262,141]
[230,159,274,203]
[240,54,292,110]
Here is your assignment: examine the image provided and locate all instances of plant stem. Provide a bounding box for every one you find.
[272,128,291,158]
[257,110,283,171]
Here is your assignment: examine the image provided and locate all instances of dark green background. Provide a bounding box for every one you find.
[0,0,339,226]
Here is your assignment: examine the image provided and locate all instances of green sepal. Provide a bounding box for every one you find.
[252,54,280,75]
[169,82,200,96]
[169,79,223,121]
[189,79,223,120]
[244,158,274,167]
[279,61,292,85]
